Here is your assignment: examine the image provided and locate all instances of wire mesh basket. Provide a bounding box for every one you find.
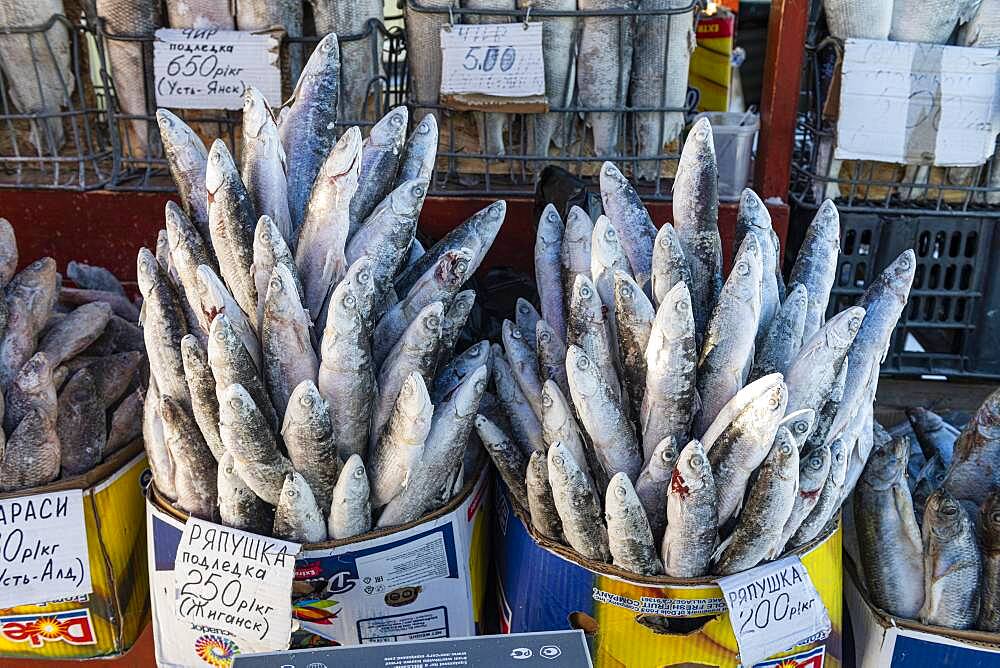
[97,16,406,191]
[0,12,112,190]
[404,0,703,199]
[789,35,1000,217]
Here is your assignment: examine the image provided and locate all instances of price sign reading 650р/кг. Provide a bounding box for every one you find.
[440,23,545,98]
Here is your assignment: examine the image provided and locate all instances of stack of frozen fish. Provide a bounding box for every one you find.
[478,116,916,578]
[142,34,504,543]
[852,399,1000,631]
[823,0,995,46]
[0,220,146,492]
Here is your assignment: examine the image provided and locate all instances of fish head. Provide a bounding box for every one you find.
[981,490,1000,550]
[827,436,850,484]
[564,206,595,246]
[446,290,476,328]
[924,489,969,542]
[478,200,507,232]
[456,340,491,371]
[880,250,917,302]
[731,233,762,286]
[599,161,629,196]
[737,189,771,232]
[136,247,162,296]
[254,215,283,257]
[163,201,192,250]
[156,109,205,162]
[565,346,601,400]
[403,301,444,354]
[194,264,229,318]
[327,256,375,333]
[604,472,639,516]
[653,280,694,343]
[537,205,563,246]
[780,409,816,446]
[673,440,711,495]
[302,33,340,81]
[526,449,547,481]
[592,215,622,262]
[811,200,841,243]
[535,319,560,351]
[770,427,799,479]
[320,126,363,179]
[283,380,333,437]
[452,364,489,418]
[747,377,788,425]
[208,312,241,359]
[801,441,832,492]
[613,271,647,323]
[219,450,239,481]
[280,471,316,509]
[387,179,429,219]
[648,436,680,475]
[786,282,809,311]
[433,248,474,289]
[540,379,571,431]
[369,106,409,149]
[547,441,581,480]
[15,352,53,394]
[502,319,527,352]
[515,298,538,325]
[242,86,274,139]
[570,274,603,324]
[819,305,866,353]
[973,387,1000,441]
[205,140,236,196]
[679,117,716,168]
[219,382,259,424]
[397,371,432,422]
[264,264,302,319]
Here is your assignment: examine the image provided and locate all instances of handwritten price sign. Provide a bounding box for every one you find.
[0,490,92,608]
[174,518,298,649]
[440,23,545,98]
[154,28,281,110]
[717,556,831,666]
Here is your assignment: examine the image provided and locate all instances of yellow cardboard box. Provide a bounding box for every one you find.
[0,442,150,660]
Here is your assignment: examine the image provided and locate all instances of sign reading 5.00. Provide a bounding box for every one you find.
[440,23,545,98]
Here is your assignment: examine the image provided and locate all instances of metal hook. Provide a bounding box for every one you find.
[523,6,531,29]
[446,4,455,30]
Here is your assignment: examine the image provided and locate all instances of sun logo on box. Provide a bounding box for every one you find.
[194,634,239,667]
[0,608,97,648]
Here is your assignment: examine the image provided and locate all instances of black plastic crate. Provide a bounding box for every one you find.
[820,207,1000,379]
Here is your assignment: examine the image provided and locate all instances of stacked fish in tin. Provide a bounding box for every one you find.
[0,221,146,492]
[142,34,504,543]
[852,399,1000,631]
[480,116,916,578]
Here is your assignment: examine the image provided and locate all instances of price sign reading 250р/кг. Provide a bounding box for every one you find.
[440,23,545,98]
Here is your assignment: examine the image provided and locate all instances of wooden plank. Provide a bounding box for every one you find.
[874,377,996,426]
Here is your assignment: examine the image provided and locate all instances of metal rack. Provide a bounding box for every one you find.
[0,14,112,190]
[405,0,702,199]
[96,17,406,191]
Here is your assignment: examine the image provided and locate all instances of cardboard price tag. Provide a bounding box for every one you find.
[174,518,299,651]
[717,556,831,666]
[0,490,92,608]
[154,27,281,110]
[440,23,545,99]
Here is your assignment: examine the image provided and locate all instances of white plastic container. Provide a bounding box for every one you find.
[694,111,759,201]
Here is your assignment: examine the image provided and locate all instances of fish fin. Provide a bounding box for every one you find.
[138,300,146,327]
[711,532,733,564]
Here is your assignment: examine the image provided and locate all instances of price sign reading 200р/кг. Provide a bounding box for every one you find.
[0,490,92,609]
[440,23,545,98]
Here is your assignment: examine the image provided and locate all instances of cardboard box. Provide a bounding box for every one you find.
[0,442,150,660]
[148,466,491,667]
[494,481,843,668]
[845,561,1000,666]
[689,11,736,113]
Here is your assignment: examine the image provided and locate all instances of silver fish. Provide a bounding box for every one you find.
[137,249,190,408]
[706,374,788,526]
[920,489,982,629]
[180,335,224,461]
[502,319,544,419]
[280,33,340,236]
[262,265,318,419]
[0,407,58,492]
[208,313,279,433]
[157,111,210,242]
[396,114,439,184]
[218,450,272,535]
[561,207,595,311]
[520,0,575,162]
[207,140,258,320]
[695,234,762,435]
[252,215,306,332]
[370,372,432,508]
[599,162,659,288]
[313,0,384,122]
[274,471,328,543]
[890,0,982,43]
[630,0,695,179]
[0,0,73,153]
[635,436,678,542]
[591,214,632,350]
[319,256,377,461]
[945,386,1000,506]
[735,189,780,339]
[526,450,563,540]
[282,380,341,514]
[535,319,569,399]
[218,383,293,505]
[978,490,1000,631]
[143,380,176,500]
[650,223,692,308]
[242,87,293,247]
[535,205,566,341]
[540,379,596,493]
[195,264,261,370]
[788,435,849,549]
[854,434,924,618]
[714,428,799,575]
[606,472,663,575]
[395,201,505,297]
[672,117,722,343]
[566,345,642,482]
[328,454,373,539]
[403,0,451,120]
[514,299,541,351]
[567,274,621,399]
[67,261,125,296]
[493,348,545,454]
[577,0,633,156]
[822,0,892,39]
[906,407,958,468]
[614,270,655,420]
[296,126,363,319]
[161,395,217,520]
[779,408,816,448]
[350,107,409,236]
[661,439,717,577]
[165,201,215,340]
[475,413,528,509]
[548,441,611,561]
[37,302,111,367]
[433,340,491,404]
[788,200,840,341]
[780,440,831,551]
[784,305,865,416]
[438,290,476,366]
[165,0,233,27]
[464,0,515,156]
[751,283,808,381]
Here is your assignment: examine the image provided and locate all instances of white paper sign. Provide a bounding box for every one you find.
[0,490,92,608]
[836,39,1000,167]
[154,28,281,110]
[717,556,831,667]
[440,23,545,97]
[174,518,299,649]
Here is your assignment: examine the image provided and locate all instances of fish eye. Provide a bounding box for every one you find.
[547,211,559,223]
[510,327,522,340]
[552,454,564,467]
[695,126,710,141]
[301,393,314,407]
[809,455,823,469]
[474,378,487,393]
[992,511,1000,523]
[674,299,688,312]
[691,454,706,467]
[603,165,615,176]
[614,485,627,498]
[780,443,793,456]
[285,488,297,498]
[794,422,808,434]
[580,284,593,299]
[456,260,469,274]
[426,315,440,329]
[344,294,356,307]
[576,356,590,370]
[604,228,616,242]
[538,331,551,344]
[850,317,862,330]
[353,465,365,478]
[541,393,553,407]
[736,261,750,276]
[619,285,633,300]
[744,194,757,208]
[229,397,242,409]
